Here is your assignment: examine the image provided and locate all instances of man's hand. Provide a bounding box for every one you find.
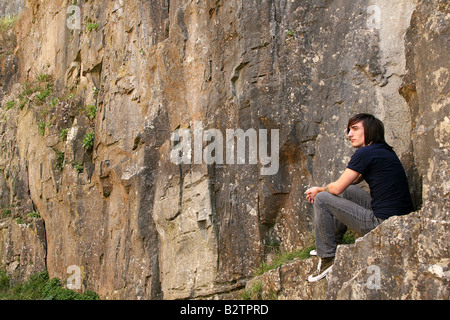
[305,169,361,204]
[304,187,324,204]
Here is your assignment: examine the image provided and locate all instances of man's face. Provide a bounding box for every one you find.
[348,121,365,148]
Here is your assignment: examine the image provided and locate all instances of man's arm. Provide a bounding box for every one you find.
[305,168,360,203]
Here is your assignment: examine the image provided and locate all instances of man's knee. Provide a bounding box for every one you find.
[314,190,332,207]
[343,185,359,199]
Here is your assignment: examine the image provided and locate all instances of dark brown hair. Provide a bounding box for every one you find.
[347,113,392,148]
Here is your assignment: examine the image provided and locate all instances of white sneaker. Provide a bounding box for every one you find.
[309,249,317,256]
[307,257,334,282]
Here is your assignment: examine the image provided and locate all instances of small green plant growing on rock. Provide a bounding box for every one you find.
[82,132,95,151]
[37,73,51,82]
[17,74,53,108]
[1,208,11,218]
[85,104,97,120]
[5,100,15,111]
[59,128,68,141]
[50,97,59,107]
[72,161,84,173]
[35,74,54,104]
[18,98,29,110]
[52,147,65,171]
[36,87,52,102]
[27,211,41,218]
[38,121,46,136]
[86,22,98,32]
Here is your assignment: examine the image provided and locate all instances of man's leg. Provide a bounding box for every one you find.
[334,185,372,243]
[342,185,372,210]
[313,188,379,258]
[308,188,380,282]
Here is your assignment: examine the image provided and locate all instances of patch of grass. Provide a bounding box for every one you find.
[38,121,46,136]
[18,83,36,101]
[50,97,59,107]
[241,281,262,300]
[342,229,358,244]
[1,208,11,218]
[0,270,100,300]
[36,87,53,102]
[18,98,29,110]
[36,73,51,83]
[5,100,15,111]
[0,270,10,290]
[17,74,54,108]
[253,230,359,277]
[254,245,315,276]
[0,16,18,33]
[34,74,54,106]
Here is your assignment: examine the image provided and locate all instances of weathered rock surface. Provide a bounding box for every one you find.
[327,212,449,299]
[0,0,24,18]
[0,0,448,299]
[0,218,46,286]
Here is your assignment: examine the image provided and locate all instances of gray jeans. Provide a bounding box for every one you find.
[313,185,382,258]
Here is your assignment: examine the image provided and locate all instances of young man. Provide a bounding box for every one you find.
[305,113,414,282]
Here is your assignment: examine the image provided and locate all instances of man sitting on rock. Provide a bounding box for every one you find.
[304,113,414,282]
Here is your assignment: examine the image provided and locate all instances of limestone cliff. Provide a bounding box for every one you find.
[0,0,448,299]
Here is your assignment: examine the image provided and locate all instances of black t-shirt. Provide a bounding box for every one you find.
[347,143,414,219]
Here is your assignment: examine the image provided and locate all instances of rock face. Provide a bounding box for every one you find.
[0,218,46,285]
[0,0,24,18]
[0,0,448,299]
